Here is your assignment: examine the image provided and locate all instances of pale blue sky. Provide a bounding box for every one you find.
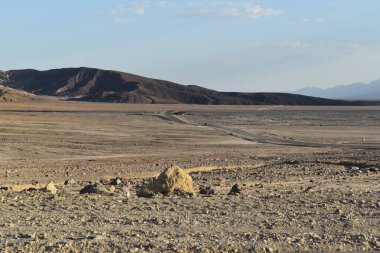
[1,0,380,91]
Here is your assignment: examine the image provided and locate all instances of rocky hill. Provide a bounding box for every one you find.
[1,67,379,105]
[0,85,36,102]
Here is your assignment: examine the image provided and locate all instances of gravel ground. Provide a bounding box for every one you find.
[0,103,379,252]
[0,151,379,252]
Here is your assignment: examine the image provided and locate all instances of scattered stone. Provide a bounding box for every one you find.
[64,179,75,185]
[199,186,215,195]
[304,186,316,193]
[110,177,123,185]
[19,233,36,239]
[118,186,130,198]
[25,187,38,192]
[229,184,242,195]
[0,186,11,191]
[44,182,57,195]
[95,235,106,240]
[40,232,49,239]
[109,185,116,193]
[138,165,194,197]
[218,178,226,186]
[308,233,322,241]
[79,183,113,195]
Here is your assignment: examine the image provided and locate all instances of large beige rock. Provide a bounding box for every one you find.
[44,182,57,195]
[139,166,194,197]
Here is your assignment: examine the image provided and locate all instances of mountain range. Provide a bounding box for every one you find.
[295,79,380,100]
[1,67,379,105]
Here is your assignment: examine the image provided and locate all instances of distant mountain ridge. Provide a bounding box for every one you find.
[295,80,380,100]
[1,67,379,105]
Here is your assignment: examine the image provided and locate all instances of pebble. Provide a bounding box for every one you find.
[64,179,75,185]
[111,178,123,185]
[109,186,116,193]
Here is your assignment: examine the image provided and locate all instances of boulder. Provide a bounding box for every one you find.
[44,182,57,195]
[138,165,194,197]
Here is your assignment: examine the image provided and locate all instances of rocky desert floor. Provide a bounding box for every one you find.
[0,101,379,252]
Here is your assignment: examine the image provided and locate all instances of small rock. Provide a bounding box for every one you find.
[94,235,106,241]
[308,233,322,241]
[25,187,38,192]
[119,186,130,198]
[304,186,315,193]
[40,232,49,239]
[19,233,36,239]
[64,179,75,185]
[79,183,113,196]
[218,178,226,186]
[44,182,57,195]
[109,185,116,193]
[199,186,215,195]
[110,177,123,185]
[228,184,242,195]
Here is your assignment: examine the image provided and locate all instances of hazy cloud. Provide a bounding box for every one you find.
[183,2,284,19]
[272,41,311,49]
[302,18,324,24]
[111,1,168,15]
[113,17,130,24]
[109,1,283,24]
[286,18,324,25]
[110,1,168,24]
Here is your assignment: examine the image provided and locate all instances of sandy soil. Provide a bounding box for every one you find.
[0,101,379,252]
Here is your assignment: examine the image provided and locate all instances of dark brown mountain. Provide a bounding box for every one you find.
[1,67,379,105]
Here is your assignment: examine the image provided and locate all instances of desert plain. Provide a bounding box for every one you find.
[0,101,379,252]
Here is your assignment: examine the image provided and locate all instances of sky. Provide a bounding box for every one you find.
[1,0,380,92]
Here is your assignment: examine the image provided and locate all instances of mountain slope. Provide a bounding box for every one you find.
[1,67,379,105]
[0,85,36,102]
[296,80,380,100]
